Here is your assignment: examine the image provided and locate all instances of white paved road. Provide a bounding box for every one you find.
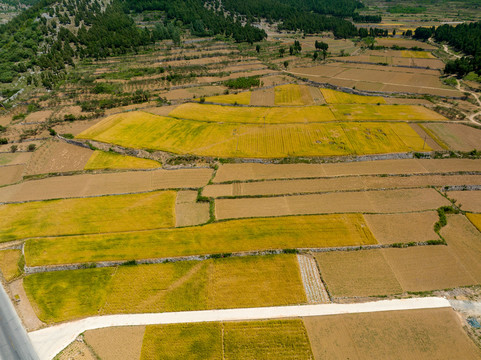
[29,297,450,360]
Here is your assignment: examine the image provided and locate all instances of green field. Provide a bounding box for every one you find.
[25,214,377,266]
[141,319,313,360]
[77,111,431,158]
[0,191,176,242]
[84,151,161,170]
[24,255,306,323]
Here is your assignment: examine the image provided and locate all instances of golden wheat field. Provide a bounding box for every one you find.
[77,111,431,158]
[274,84,314,105]
[84,150,161,170]
[24,255,306,323]
[320,89,386,104]
[202,91,251,105]
[25,214,376,266]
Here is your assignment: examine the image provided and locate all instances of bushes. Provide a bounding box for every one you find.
[224,76,260,89]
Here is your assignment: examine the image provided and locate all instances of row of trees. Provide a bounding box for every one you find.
[414,22,481,77]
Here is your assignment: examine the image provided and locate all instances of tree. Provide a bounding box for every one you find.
[322,49,327,60]
[313,51,319,60]
[256,44,261,53]
[279,48,285,57]
[284,60,289,68]
[392,29,396,36]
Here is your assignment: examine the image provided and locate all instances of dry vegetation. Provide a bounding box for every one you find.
[0,249,22,281]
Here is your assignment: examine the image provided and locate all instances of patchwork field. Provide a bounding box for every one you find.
[0,168,213,203]
[84,151,161,170]
[0,191,176,242]
[0,164,24,186]
[441,215,481,282]
[24,255,306,323]
[304,308,481,359]
[215,188,450,220]
[212,159,481,183]
[25,214,376,266]
[382,246,476,292]
[0,249,22,282]
[291,63,461,97]
[315,250,402,297]
[203,91,251,105]
[84,326,145,360]
[77,112,432,158]
[274,84,313,106]
[422,123,481,151]
[175,190,210,227]
[320,89,385,104]
[203,174,481,198]
[448,190,481,212]
[364,212,439,244]
[24,140,93,175]
[141,319,313,360]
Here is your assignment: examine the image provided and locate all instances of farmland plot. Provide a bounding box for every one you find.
[84,151,161,170]
[320,89,385,104]
[0,190,176,242]
[24,255,306,323]
[304,308,481,360]
[447,190,481,212]
[84,326,145,360]
[25,214,376,266]
[0,249,22,281]
[274,84,313,106]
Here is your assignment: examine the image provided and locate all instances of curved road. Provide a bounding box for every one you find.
[29,297,450,360]
[0,283,39,360]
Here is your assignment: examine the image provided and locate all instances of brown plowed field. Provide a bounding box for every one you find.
[203,174,481,198]
[0,168,213,203]
[423,123,481,151]
[84,326,145,360]
[382,246,476,292]
[175,190,210,227]
[447,190,481,212]
[56,340,97,360]
[215,188,450,220]
[409,123,443,150]
[53,118,104,136]
[304,308,481,360]
[0,152,32,166]
[441,214,481,282]
[24,140,93,175]
[0,164,24,186]
[364,212,439,244]
[250,88,275,106]
[315,250,402,297]
[213,159,481,183]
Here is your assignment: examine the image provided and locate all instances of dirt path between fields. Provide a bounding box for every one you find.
[29,297,450,360]
[456,79,481,126]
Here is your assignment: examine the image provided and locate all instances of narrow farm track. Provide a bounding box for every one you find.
[29,298,451,360]
[456,79,481,126]
[297,255,330,303]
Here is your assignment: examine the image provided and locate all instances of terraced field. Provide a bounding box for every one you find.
[0,191,176,242]
[320,88,386,104]
[141,319,313,360]
[274,84,313,105]
[77,112,431,158]
[84,151,161,170]
[25,214,376,266]
[24,255,306,323]
[202,91,251,105]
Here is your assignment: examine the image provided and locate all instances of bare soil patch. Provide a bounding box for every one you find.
[250,88,275,106]
[0,164,24,186]
[0,168,213,203]
[84,326,145,360]
[215,188,449,220]
[382,246,476,292]
[364,212,439,244]
[303,308,481,360]
[214,159,481,183]
[143,105,178,116]
[448,190,481,212]
[409,123,443,150]
[56,339,97,360]
[53,119,104,136]
[259,75,293,87]
[175,190,210,227]
[0,152,32,166]
[315,250,402,297]
[9,278,44,331]
[423,123,481,151]
[24,140,93,175]
[204,174,481,198]
[23,110,53,123]
[441,214,481,282]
